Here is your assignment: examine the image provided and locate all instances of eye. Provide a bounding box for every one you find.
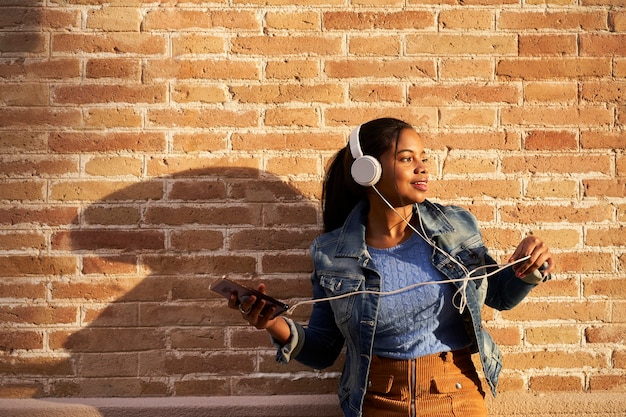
[421,158,429,163]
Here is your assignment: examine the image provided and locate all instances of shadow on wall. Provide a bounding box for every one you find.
[49,167,332,397]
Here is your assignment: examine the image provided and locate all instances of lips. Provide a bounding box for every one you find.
[412,179,428,192]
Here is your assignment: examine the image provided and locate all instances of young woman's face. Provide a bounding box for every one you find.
[374,128,429,206]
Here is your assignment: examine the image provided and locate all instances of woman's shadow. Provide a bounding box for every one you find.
[50,166,340,397]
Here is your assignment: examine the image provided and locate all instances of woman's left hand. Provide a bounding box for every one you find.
[509,235,554,279]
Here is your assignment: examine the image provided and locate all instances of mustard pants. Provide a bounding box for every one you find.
[363,348,488,417]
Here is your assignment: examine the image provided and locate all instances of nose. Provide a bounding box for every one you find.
[415,161,428,174]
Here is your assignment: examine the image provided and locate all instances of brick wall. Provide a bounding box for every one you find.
[0,0,624,402]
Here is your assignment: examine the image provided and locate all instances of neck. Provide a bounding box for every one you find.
[365,197,414,248]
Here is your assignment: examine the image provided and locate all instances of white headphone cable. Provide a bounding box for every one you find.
[284,255,531,316]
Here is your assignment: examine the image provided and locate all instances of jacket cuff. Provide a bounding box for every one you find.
[521,270,551,285]
[270,317,302,364]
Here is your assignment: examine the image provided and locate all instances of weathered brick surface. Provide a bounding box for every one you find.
[0,0,623,404]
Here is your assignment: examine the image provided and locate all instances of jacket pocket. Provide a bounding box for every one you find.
[318,273,363,324]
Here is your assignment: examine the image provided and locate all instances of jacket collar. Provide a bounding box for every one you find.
[334,199,456,258]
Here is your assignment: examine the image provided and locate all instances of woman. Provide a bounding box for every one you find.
[229,117,554,417]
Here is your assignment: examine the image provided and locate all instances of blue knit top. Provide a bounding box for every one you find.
[368,232,471,359]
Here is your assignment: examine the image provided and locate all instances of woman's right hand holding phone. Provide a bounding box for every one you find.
[228,283,292,344]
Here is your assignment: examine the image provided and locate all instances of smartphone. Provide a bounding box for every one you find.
[210,278,289,318]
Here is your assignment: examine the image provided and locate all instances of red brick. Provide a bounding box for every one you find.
[524,130,578,150]
[325,107,438,128]
[52,84,166,105]
[502,301,609,322]
[0,7,79,30]
[266,11,320,31]
[497,58,611,79]
[230,84,344,104]
[49,132,165,153]
[172,83,226,104]
[584,179,626,198]
[499,11,607,30]
[85,58,141,80]
[0,356,74,376]
[85,156,143,177]
[51,328,166,352]
[232,35,341,56]
[0,58,81,80]
[52,230,165,251]
[262,253,312,273]
[0,206,78,226]
[0,108,82,128]
[232,132,344,151]
[502,154,610,175]
[230,229,318,251]
[82,255,137,275]
[502,106,612,127]
[0,156,78,177]
[589,375,626,392]
[0,305,76,325]
[0,131,46,152]
[146,108,258,128]
[529,375,583,392]
[52,278,145,301]
[439,108,497,127]
[0,33,47,54]
[144,59,259,81]
[0,330,43,351]
[52,33,165,55]
[0,180,45,201]
[524,82,578,103]
[424,131,519,151]
[586,325,626,343]
[325,58,436,79]
[584,278,626,299]
[170,230,224,251]
[409,83,519,105]
[519,34,578,56]
[0,83,48,106]
[83,108,143,129]
[581,34,626,56]
[143,9,259,30]
[86,7,141,32]
[265,59,319,80]
[171,133,228,152]
[142,255,256,275]
[500,203,612,224]
[49,180,163,202]
[439,9,493,30]
[323,11,434,30]
[407,34,516,55]
[264,107,320,127]
[349,84,404,103]
[0,231,46,251]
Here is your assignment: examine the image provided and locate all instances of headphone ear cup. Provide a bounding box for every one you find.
[351,155,382,187]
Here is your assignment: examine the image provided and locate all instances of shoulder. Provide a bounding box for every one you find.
[420,200,479,230]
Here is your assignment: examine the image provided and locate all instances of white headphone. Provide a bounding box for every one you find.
[349,125,382,187]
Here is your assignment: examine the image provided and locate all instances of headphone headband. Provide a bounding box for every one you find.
[349,125,362,159]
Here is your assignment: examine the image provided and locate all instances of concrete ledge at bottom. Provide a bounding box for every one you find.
[0,392,625,417]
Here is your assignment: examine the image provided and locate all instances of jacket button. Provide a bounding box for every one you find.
[455,382,462,390]
[368,380,372,388]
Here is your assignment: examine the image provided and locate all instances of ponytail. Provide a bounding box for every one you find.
[322,147,365,233]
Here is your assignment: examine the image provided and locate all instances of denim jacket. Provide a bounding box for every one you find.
[275,200,540,417]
